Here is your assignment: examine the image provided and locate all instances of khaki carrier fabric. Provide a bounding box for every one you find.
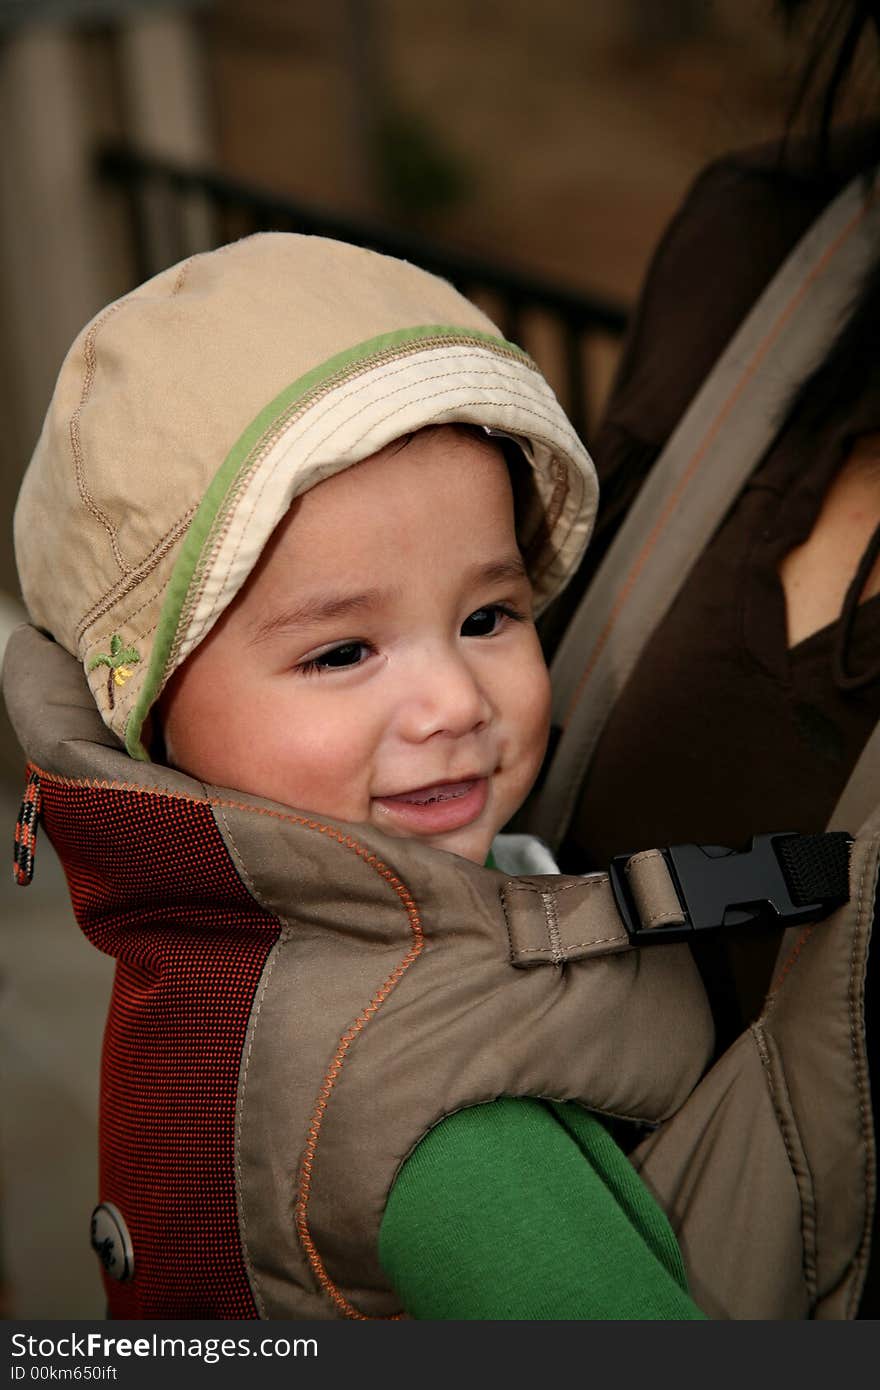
[519,168,880,1318]
[4,624,874,1318]
[633,815,877,1319]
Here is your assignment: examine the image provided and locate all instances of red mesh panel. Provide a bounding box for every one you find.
[37,773,281,1319]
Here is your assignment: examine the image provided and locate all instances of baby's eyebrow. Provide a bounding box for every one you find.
[472,556,529,586]
[248,556,528,645]
[248,588,388,645]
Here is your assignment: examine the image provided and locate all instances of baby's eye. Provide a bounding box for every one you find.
[461,604,524,637]
[298,641,370,675]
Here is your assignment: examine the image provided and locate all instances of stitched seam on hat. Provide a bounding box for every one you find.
[70,293,198,582]
[171,256,196,296]
[214,375,558,622]
[167,341,547,673]
[68,300,132,569]
[176,338,534,635]
[203,382,564,649]
[70,299,135,574]
[530,476,581,590]
[70,250,222,628]
[219,383,560,605]
[76,507,197,642]
[90,578,176,649]
[175,351,552,665]
[534,454,572,560]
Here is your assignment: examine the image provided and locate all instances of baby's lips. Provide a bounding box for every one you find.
[379,779,479,806]
[372,778,490,836]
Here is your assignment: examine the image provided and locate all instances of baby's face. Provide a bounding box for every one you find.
[161,426,551,863]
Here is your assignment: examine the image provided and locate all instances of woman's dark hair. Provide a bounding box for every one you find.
[775,3,880,435]
[779,0,880,161]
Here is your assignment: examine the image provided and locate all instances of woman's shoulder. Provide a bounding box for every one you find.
[601,125,880,452]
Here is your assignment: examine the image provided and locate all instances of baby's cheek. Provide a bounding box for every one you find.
[489,655,550,830]
[515,662,552,793]
[524,656,552,748]
[270,721,373,820]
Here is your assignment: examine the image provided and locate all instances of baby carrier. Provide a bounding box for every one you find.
[3,626,864,1320]
[522,167,880,1318]
[4,177,877,1320]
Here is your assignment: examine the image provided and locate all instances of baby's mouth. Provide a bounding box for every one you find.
[382,780,478,805]
[372,778,489,836]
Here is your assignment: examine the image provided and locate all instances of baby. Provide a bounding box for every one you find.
[159,422,550,869]
[10,233,703,1320]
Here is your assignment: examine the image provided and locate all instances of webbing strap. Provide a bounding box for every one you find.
[504,832,851,964]
[776,831,852,907]
[527,169,880,851]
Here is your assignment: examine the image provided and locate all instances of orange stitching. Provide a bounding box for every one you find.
[171,256,196,296]
[293,880,421,1321]
[214,805,423,1319]
[561,193,876,732]
[30,762,419,1319]
[26,764,208,801]
[768,925,815,996]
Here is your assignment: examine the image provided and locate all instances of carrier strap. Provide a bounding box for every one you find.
[828,719,880,833]
[528,169,880,851]
[506,831,851,963]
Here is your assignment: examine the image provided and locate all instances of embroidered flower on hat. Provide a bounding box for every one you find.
[88,635,141,710]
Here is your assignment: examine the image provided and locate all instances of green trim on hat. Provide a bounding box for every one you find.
[125,323,528,758]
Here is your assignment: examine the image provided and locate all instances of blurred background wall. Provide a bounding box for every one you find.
[0,0,833,1319]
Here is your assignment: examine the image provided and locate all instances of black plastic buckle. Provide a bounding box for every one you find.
[608,833,838,947]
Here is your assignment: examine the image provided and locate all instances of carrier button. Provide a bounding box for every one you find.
[90,1202,134,1281]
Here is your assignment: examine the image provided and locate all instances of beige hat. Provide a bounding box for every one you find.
[14,233,596,758]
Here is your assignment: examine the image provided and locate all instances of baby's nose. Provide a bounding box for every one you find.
[398,653,491,742]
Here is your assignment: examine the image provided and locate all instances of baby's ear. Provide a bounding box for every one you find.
[503,441,546,566]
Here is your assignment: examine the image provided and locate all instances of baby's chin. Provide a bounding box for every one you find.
[372,816,498,866]
[426,827,497,865]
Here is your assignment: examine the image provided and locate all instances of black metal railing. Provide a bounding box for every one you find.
[97,144,628,439]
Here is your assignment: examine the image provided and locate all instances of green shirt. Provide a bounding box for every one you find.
[379,1096,705,1320]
